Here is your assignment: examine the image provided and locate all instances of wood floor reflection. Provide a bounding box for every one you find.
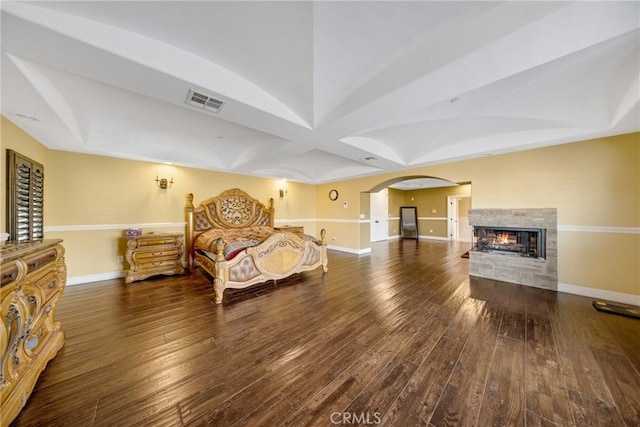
[12,239,640,426]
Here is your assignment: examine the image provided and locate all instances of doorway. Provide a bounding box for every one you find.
[370,189,388,242]
[448,196,472,242]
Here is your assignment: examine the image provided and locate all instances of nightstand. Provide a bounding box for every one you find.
[274,226,304,236]
[125,232,185,283]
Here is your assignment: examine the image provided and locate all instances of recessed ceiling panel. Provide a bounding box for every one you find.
[7,55,288,168]
[27,0,315,125]
[1,1,638,184]
[253,149,381,183]
[389,178,458,190]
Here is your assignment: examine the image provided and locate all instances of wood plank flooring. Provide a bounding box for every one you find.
[9,239,640,426]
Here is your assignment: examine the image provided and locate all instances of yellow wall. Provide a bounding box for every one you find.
[317,132,639,297]
[0,116,50,230]
[384,185,472,238]
[403,184,471,239]
[44,150,317,227]
[44,150,318,279]
[347,133,639,228]
[316,183,362,250]
[2,114,638,299]
[388,188,404,236]
[1,116,318,280]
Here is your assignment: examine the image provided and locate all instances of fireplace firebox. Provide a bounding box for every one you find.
[473,226,546,259]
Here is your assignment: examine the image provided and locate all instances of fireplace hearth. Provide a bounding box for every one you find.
[468,208,557,291]
[473,226,546,259]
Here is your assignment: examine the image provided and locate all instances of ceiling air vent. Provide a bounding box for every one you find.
[185,89,226,113]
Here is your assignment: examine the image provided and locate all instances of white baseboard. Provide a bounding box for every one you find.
[558,282,640,306]
[419,235,449,241]
[67,271,127,286]
[327,245,371,255]
[385,235,448,241]
[67,261,189,286]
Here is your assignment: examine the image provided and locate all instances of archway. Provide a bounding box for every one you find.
[363,175,471,249]
[367,175,458,193]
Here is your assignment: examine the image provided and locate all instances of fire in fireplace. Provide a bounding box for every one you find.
[473,226,546,259]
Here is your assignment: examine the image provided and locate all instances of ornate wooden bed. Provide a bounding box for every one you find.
[185,188,328,304]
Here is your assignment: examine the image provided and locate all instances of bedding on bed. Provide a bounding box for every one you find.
[194,225,321,261]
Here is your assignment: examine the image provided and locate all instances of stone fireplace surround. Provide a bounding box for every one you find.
[468,208,557,291]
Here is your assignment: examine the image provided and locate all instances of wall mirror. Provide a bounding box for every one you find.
[400,206,418,239]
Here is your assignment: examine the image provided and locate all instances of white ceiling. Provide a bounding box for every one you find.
[2,1,639,185]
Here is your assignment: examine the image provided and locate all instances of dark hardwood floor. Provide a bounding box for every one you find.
[10,239,640,426]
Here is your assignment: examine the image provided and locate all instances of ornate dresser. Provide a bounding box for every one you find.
[1,239,67,426]
[125,233,185,283]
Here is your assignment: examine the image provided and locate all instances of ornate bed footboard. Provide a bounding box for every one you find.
[185,188,328,304]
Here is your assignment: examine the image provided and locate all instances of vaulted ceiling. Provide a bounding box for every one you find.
[2,1,638,184]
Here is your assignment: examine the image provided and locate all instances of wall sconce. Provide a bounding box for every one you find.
[155,176,174,189]
[279,179,288,198]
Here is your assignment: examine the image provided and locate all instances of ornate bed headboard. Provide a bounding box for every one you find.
[185,188,275,269]
[188,188,274,231]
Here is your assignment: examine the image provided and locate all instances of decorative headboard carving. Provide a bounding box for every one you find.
[187,188,274,229]
[208,188,273,228]
[185,188,275,270]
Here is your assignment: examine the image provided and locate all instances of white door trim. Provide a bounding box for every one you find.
[447,196,472,242]
[370,189,389,242]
